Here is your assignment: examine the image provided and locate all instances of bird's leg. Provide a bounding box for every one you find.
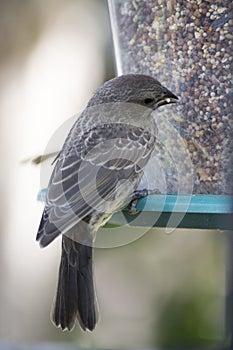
[128,188,161,214]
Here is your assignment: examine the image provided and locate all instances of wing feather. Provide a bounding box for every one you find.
[37,123,155,246]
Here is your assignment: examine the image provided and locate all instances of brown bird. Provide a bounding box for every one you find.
[36,74,178,331]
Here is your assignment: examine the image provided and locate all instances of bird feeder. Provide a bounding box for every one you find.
[107,1,233,348]
[107,0,233,230]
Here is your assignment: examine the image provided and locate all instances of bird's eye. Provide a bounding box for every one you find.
[144,98,155,105]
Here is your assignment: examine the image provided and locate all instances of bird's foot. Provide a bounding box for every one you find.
[128,188,161,215]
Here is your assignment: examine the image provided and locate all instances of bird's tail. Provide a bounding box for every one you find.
[52,234,98,331]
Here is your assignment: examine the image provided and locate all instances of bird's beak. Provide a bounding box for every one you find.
[157,87,179,107]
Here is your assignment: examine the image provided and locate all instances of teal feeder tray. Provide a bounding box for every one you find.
[38,190,232,230]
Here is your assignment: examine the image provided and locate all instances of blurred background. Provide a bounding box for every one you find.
[0,0,229,349]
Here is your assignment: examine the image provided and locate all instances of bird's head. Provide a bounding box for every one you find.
[88,74,178,110]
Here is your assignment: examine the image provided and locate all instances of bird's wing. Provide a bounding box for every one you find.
[37,124,155,247]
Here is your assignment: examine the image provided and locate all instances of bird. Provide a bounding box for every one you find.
[36,74,178,332]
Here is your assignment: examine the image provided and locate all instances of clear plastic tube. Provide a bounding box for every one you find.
[108,0,233,194]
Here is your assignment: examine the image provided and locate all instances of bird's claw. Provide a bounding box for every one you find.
[128,188,161,215]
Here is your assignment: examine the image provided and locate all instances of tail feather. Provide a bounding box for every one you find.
[52,234,97,331]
